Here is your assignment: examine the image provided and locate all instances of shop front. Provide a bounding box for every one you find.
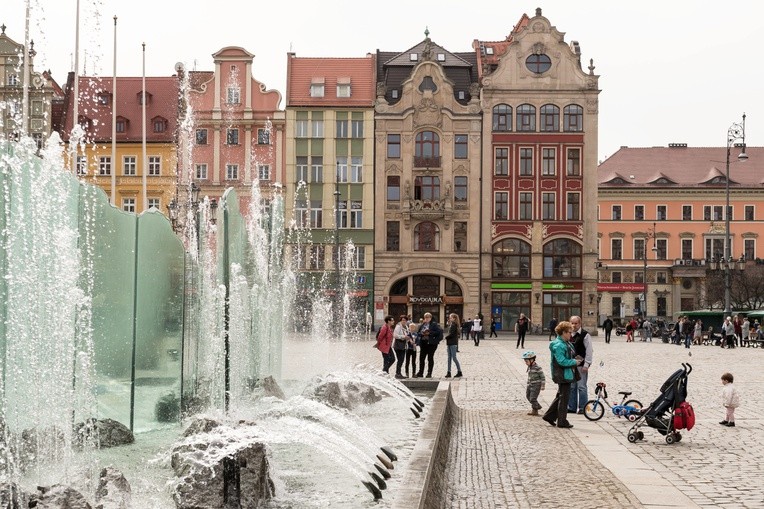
[386,274,463,326]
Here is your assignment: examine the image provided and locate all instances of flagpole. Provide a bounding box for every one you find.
[110,16,117,204]
[141,42,147,211]
[21,0,31,134]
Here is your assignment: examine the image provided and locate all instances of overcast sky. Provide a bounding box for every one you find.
[5,0,762,161]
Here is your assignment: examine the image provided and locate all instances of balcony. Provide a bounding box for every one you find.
[673,259,707,267]
[413,156,441,168]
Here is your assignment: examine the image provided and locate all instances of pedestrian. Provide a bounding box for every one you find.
[693,319,703,346]
[405,322,419,377]
[444,313,463,378]
[515,313,529,349]
[549,317,558,341]
[471,314,482,346]
[490,317,498,338]
[415,312,443,378]
[542,321,582,429]
[392,315,410,379]
[375,315,396,374]
[722,316,735,348]
[522,350,545,416]
[733,315,743,347]
[741,317,750,347]
[719,372,740,427]
[643,317,653,342]
[461,317,472,341]
[602,316,613,344]
[567,315,593,415]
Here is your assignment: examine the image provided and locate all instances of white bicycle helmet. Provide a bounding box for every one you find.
[521,350,536,359]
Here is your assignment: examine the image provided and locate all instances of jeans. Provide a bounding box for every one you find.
[544,382,572,425]
[684,334,692,348]
[447,344,461,374]
[381,349,395,373]
[405,349,417,375]
[568,369,588,412]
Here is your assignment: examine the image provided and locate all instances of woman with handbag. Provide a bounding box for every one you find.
[542,320,583,429]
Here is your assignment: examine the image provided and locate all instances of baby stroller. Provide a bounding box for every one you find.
[627,363,694,444]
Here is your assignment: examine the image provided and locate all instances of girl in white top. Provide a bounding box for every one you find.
[471,316,482,346]
[720,372,740,427]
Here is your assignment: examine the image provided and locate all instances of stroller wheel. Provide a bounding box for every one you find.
[627,432,639,443]
[637,431,644,440]
[665,433,676,444]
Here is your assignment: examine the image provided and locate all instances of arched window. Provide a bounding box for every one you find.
[415,131,440,158]
[444,277,462,296]
[517,104,536,132]
[540,104,559,132]
[390,278,408,295]
[414,222,440,251]
[543,239,582,278]
[563,104,583,132]
[492,239,531,278]
[492,104,512,131]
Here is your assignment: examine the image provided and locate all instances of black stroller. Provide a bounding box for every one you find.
[627,363,693,444]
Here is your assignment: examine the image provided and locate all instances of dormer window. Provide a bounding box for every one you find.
[409,53,418,61]
[336,77,351,98]
[485,47,494,55]
[115,116,128,133]
[310,77,325,98]
[152,116,168,133]
[458,91,466,100]
[77,115,92,131]
[437,53,446,62]
[137,91,152,105]
[97,93,110,106]
[391,90,399,99]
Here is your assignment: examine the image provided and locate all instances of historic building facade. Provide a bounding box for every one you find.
[186,46,285,213]
[60,73,179,213]
[374,34,482,325]
[284,53,376,321]
[597,145,764,322]
[476,8,601,331]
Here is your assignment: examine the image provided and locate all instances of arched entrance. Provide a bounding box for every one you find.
[387,274,463,326]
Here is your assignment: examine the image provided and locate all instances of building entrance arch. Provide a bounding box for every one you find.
[387,274,463,326]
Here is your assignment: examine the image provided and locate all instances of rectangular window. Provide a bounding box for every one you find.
[494,192,508,220]
[116,119,126,133]
[258,165,270,181]
[351,119,363,138]
[310,200,322,228]
[657,205,667,221]
[635,205,644,221]
[147,198,160,210]
[227,87,240,104]
[634,238,646,260]
[566,148,580,176]
[681,239,692,259]
[519,192,532,220]
[310,83,324,97]
[153,119,166,133]
[226,164,239,180]
[745,205,754,221]
[296,157,308,182]
[336,120,349,138]
[311,120,324,138]
[454,176,467,202]
[454,134,468,159]
[387,176,400,202]
[566,193,580,220]
[336,157,348,183]
[387,134,401,158]
[98,156,111,176]
[122,198,135,213]
[294,200,309,228]
[542,192,555,220]
[519,148,533,176]
[257,128,270,144]
[713,206,723,220]
[148,156,161,176]
[350,157,363,183]
[311,156,323,182]
[495,148,508,175]
[612,271,622,283]
[612,205,621,221]
[454,221,467,252]
[353,246,366,269]
[387,221,400,251]
[744,239,755,260]
[226,128,239,145]
[76,155,87,175]
[123,156,136,176]
[682,205,692,221]
[655,239,667,260]
[612,239,623,260]
[634,271,644,284]
[657,272,667,284]
[196,129,208,145]
[542,148,556,176]
[337,83,351,98]
[339,201,363,228]
[703,206,711,221]
[195,163,208,180]
[296,120,308,138]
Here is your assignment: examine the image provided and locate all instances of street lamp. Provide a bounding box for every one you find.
[641,222,657,318]
[723,114,748,315]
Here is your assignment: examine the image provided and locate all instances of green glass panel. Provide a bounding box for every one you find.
[310,139,324,156]
[133,210,185,431]
[335,111,348,120]
[350,185,363,201]
[296,110,309,120]
[350,139,364,155]
[309,184,324,201]
[295,139,309,156]
[336,141,348,156]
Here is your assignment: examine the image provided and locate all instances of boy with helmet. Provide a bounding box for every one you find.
[522,350,546,416]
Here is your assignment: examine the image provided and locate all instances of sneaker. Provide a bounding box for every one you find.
[444,372,451,378]
[726,422,736,427]
[719,420,729,425]
[454,372,463,378]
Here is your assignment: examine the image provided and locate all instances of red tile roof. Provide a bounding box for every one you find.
[474,13,529,79]
[286,54,376,107]
[598,146,764,187]
[61,73,179,143]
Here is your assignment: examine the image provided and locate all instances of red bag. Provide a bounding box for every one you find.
[673,401,695,431]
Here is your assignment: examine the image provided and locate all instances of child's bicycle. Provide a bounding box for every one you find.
[583,382,643,421]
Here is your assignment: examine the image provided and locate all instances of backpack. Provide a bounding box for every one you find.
[673,401,695,431]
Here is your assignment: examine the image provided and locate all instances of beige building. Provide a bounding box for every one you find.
[374,34,482,325]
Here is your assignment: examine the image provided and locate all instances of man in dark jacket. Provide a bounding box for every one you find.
[568,315,593,414]
[602,316,613,344]
[415,312,443,378]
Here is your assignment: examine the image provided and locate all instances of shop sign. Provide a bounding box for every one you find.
[491,283,532,289]
[409,296,443,304]
[597,283,645,292]
[542,282,582,290]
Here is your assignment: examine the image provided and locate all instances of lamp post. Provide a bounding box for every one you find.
[723,114,748,315]
[641,222,657,318]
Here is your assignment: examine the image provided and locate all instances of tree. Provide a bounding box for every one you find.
[703,264,764,311]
